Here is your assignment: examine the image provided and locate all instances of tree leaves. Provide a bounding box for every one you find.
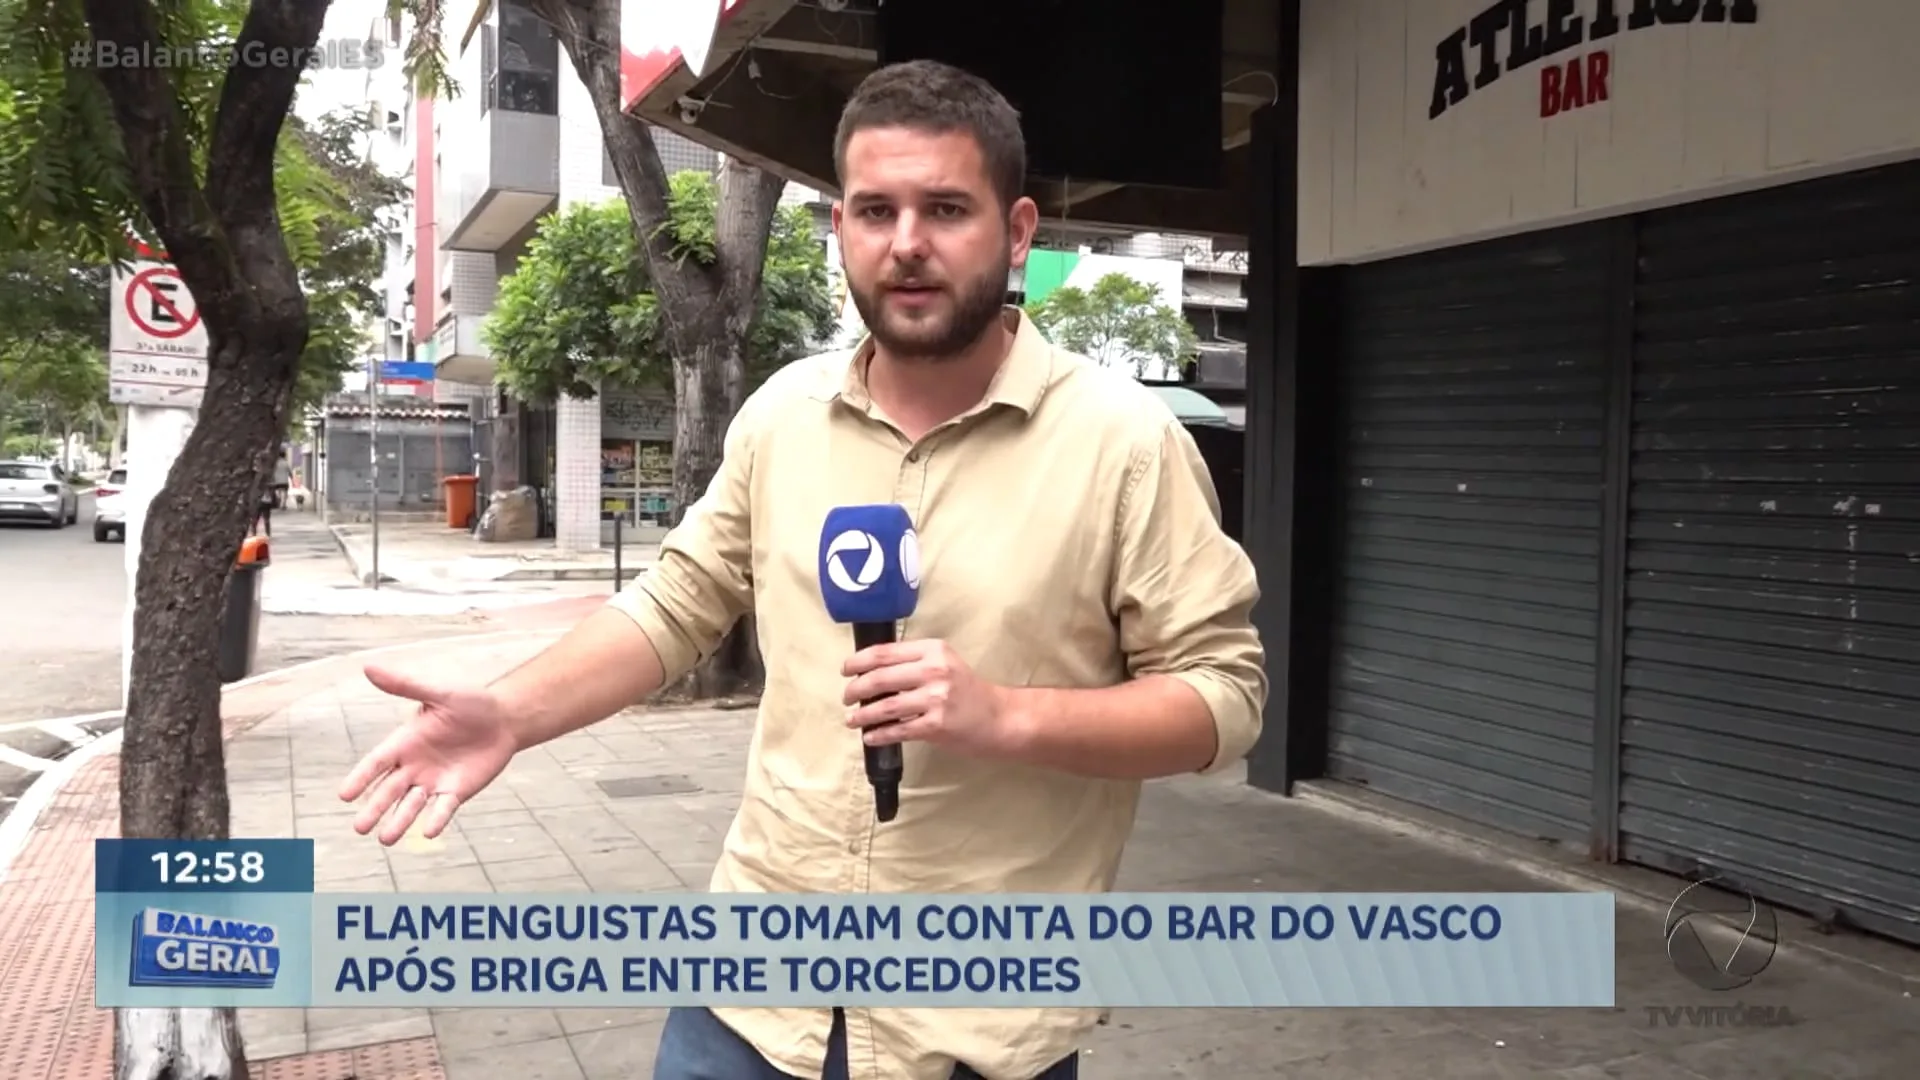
[487,171,838,405]
[284,106,410,416]
[1024,271,1200,380]
[0,0,450,264]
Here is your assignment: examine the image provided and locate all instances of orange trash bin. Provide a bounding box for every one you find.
[443,474,478,529]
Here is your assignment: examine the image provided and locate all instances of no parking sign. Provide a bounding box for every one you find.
[109,258,208,408]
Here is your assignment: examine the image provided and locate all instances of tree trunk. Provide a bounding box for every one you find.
[78,1,329,1077]
[544,0,789,700]
[664,339,762,699]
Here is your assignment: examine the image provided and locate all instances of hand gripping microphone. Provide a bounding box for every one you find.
[818,504,922,823]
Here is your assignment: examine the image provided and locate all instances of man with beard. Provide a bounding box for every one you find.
[338,59,1265,1080]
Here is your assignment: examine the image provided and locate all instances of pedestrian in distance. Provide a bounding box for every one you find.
[252,480,275,537]
[252,448,290,536]
[338,59,1266,1080]
[271,448,291,510]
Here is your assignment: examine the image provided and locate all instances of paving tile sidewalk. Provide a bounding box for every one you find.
[4,621,1919,1078]
[330,521,663,588]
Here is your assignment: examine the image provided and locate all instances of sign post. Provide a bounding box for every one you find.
[109,254,209,707]
[366,355,381,589]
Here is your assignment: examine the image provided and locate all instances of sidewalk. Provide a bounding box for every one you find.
[329,520,663,588]
[259,513,622,618]
[2,625,1917,1079]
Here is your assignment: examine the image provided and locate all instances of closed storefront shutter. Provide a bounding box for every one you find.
[1327,226,1611,843]
[1621,161,1920,944]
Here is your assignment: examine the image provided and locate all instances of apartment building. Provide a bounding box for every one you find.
[363,12,416,389]
[407,1,826,546]
[405,3,1246,549]
[302,6,472,515]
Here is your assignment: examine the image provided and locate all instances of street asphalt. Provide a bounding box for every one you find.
[0,502,508,825]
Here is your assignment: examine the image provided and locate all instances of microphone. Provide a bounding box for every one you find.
[818,504,922,824]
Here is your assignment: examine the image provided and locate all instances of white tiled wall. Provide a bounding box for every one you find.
[555,391,602,551]
[559,59,619,210]
[446,251,499,318]
[549,55,617,549]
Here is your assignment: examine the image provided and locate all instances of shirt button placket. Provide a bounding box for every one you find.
[896,442,927,509]
[846,443,931,896]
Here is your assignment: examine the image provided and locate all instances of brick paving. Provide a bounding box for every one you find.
[2,626,1918,1078]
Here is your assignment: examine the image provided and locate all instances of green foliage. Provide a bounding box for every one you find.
[0,330,106,444]
[0,0,407,416]
[0,0,451,262]
[3,431,55,457]
[1024,271,1200,379]
[0,249,108,348]
[388,0,456,101]
[0,0,147,261]
[0,248,109,443]
[487,171,837,403]
[286,107,410,415]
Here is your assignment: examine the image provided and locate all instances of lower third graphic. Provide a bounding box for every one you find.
[129,907,281,989]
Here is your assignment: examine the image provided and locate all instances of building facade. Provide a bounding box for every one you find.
[1285,0,1919,947]
[401,2,1252,546]
[419,1,841,546]
[615,0,1920,948]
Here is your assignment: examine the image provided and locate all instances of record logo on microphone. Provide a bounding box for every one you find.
[825,529,886,593]
[898,528,921,589]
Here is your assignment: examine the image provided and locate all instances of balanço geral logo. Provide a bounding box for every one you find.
[1663,876,1777,991]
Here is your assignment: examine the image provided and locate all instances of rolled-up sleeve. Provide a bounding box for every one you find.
[606,394,763,684]
[1110,418,1268,774]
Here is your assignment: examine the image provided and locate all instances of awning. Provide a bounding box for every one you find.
[1148,385,1239,429]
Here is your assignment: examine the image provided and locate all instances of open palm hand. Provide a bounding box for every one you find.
[338,665,520,846]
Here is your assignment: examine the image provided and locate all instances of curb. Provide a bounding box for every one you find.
[0,625,566,887]
[327,522,394,587]
[1291,781,1920,996]
[498,564,653,582]
[329,522,654,584]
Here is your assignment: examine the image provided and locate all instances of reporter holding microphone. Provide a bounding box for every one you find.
[338,59,1265,1080]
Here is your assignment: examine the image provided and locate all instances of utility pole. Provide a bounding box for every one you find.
[367,355,381,589]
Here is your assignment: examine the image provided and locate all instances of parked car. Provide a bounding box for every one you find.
[0,460,80,527]
[1143,384,1245,543]
[93,489,127,542]
[94,467,127,501]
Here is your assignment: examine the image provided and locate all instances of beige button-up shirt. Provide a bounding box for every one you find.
[609,309,1266,1080]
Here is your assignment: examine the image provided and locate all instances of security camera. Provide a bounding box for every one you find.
[677,96,704,125]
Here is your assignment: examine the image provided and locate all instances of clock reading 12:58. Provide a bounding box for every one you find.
[152,849,267,885]
[94,839,315,895]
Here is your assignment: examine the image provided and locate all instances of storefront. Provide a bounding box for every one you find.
[598,387,674,540]
[1281,0,1920,945]
[617,0,1919,946]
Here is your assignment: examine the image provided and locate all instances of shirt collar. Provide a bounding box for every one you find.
[829,307,1057,418]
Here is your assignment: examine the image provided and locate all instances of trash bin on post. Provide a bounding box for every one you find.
[443,474,478,529]
[219,535,270,684]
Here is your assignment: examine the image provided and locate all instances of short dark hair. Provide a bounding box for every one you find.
[833,60,1027,209]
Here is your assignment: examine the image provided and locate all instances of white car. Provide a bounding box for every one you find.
[93,489,127,542]
[0,460,80,527]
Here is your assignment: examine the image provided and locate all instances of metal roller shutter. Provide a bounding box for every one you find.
[1328,227,1611,843]
[1621,162,1920,943]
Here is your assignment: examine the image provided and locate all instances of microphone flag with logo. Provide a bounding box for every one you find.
[818,504,921,624]
[818,504,921,822]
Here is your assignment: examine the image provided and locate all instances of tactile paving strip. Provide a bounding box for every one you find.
[1,709,449,1079]
[0,755,117,1080]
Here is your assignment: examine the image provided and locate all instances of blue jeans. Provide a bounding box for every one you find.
[652,1006,1079,1079]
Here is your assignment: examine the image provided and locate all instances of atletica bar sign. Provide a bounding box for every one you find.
[1428,0,1760,120]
